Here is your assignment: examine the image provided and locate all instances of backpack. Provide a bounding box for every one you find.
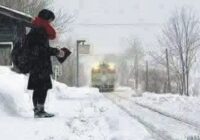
[11,39,30,74]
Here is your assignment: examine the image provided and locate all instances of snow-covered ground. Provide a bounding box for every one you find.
[0,66,155,140]
[106,91,200,140]
[1,66,200,140]
[133,92,200,129]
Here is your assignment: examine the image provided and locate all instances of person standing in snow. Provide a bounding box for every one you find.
[26,9,64,118]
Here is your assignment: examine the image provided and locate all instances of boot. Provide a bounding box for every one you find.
[34,104,55,118]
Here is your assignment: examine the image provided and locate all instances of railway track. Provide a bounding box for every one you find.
[111,92,200,131]
[135,101,200,131]
[103,92,200,140]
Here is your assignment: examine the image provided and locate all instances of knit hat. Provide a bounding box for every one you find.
[38,9,55,21]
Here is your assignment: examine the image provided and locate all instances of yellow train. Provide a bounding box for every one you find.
[91,62,117,92]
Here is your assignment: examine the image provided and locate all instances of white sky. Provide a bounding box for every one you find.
[53,0,200,54]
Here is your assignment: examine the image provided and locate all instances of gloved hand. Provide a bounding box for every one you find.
[57,49,65,58]
[56,47,72,63]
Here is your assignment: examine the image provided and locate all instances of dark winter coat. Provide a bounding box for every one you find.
[27,27,59,90]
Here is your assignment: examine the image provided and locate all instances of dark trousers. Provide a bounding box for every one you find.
[32,89,48,108]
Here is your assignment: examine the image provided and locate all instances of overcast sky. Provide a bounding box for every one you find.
[53,0,200,54]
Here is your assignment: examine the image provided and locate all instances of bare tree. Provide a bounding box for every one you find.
[51,9,75,34]
[125,38,144,89]
[159,8,200,96]
[0,0,75,34]
[119,61,129,86]
[0,0,48,16]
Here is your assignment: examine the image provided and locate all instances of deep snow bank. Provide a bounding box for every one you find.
[0,66,98,116]
[0,66,31,116]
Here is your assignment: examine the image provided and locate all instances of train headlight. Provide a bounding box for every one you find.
[108,63,115,71]
[92,63,100,71]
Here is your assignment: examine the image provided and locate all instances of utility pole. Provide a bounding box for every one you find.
[166,48,171,92]
[145,61,149,91]
[76,40,85,87]
[135,54,139,89]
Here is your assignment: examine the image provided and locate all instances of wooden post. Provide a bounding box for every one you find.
[166,49,171,92]
[135,55,139,89]
[145,61,149,91]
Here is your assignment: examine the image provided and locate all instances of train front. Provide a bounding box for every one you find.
[91,62,116,92]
